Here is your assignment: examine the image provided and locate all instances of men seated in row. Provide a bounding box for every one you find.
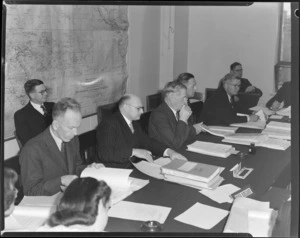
[148,81,202,150]
[266,81,291,111]
[14,79,55,146]
[200,73,259,126]
[96,94,187,169]
[218,62,263,109]
[19,98,96,196]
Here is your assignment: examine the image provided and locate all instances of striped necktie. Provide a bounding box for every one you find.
[41,105,48,116]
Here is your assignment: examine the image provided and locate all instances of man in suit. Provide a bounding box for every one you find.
[266,81,291,111]
[96,94,187,168]
[148,81,203,150]
[14,79,55,146]
[20,98,95,196]
[200,74,259,126]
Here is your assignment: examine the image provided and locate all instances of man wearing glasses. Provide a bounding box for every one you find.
[14,79,55,146]
[200,74,259,126]
[96,94,187,168]
[148,81,203,150]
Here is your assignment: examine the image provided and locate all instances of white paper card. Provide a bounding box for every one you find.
[174,203,229,229]
[108,201,171,224]
[199,184,240,204]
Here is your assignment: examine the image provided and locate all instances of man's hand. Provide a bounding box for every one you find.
[61,175,78,187]
[193,122,203,134]
[132,149,153,163]
[87,162,105,169]
[270,100,281,111]
[166,149,187,161]
[245,85,256,93]
[179,105,192,123]
[249,114,259,122]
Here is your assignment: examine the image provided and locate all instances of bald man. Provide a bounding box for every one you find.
[96,94,187,168]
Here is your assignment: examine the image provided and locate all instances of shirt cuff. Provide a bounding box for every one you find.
[163,149,169,157]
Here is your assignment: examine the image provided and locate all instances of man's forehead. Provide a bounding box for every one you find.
[35,84,46,90]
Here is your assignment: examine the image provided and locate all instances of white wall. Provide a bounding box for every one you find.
[127,6,161,106]
[187,3,281,104]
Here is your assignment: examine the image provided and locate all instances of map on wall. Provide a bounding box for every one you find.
[4,4,128,139]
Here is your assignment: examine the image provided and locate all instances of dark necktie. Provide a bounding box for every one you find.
[41,105,48,116]
[61,142,69,168]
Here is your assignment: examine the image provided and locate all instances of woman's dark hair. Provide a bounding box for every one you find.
[47,177,111,227]
[4,167,18,211]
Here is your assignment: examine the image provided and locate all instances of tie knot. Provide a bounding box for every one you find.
[41,105,48,116]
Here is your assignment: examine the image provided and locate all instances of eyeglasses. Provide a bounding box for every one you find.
[34,89,48,95]
[228,83,241,88]
[126,104,144,111]
[234,69,243,72]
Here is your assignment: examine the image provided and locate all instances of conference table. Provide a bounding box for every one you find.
[105,120,291,234]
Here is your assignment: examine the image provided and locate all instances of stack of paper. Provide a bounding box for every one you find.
[261,121,291,140]
[230,120,266,130]
[200,124,238,137]
[187,141,235,158]
[4,193,62,231]
[224,197,278,237]
[257,138,291,150]
[161,159,224,190]
[222,133,269,145]
[276,106,291,118]
[81,167,149,205]
[250,106,276,116]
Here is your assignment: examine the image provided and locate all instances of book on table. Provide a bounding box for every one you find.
[261,121,291,140]
[163,173,224,190]
[186,140,234,158]
[161,159,222,183]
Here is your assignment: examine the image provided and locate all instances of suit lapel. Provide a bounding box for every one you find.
[162,102,178,129]
[116,111,135,145]
[65,139,75,174]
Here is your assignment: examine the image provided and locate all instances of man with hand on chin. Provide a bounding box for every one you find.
[96,94,187,169]
[148,81,203,150]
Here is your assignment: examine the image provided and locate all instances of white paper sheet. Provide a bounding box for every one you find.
[108,201,171,224]
[174,203,229,229]
[199,184,240,204]
[19,192,62,207]
[270,115,283,120]
[249,106,275,116]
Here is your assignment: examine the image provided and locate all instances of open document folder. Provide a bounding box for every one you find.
[224,197,278,237]
[4,192,62,231]
[81,166,149,205]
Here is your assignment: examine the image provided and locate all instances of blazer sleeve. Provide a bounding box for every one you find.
[96,120,132,165]
[135,123,166,156]
[266,82,288,108]
[201,98,247,126]
[14,111,33,146]
[20,144,61,196]
[74,136,86,175]
[149,111,196,150]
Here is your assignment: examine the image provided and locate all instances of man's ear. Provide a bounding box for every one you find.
[52,120,59,130]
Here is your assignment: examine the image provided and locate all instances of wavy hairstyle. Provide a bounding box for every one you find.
[4,167,18,212]
[47,177,111,227]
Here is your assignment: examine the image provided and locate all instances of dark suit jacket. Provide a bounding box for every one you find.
[14,101,54,146]
[96,110,166,169]
[266,81,291,109]
[199,87,249,126]
[148,102,197,150]
[239,78,263,97]
[19,127,86,196]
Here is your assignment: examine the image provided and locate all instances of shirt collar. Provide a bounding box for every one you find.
[120,112,132,126]
[226,93,232,102]
[166,104,178,119]
[30,101,44,114]
[49,125,63,151]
